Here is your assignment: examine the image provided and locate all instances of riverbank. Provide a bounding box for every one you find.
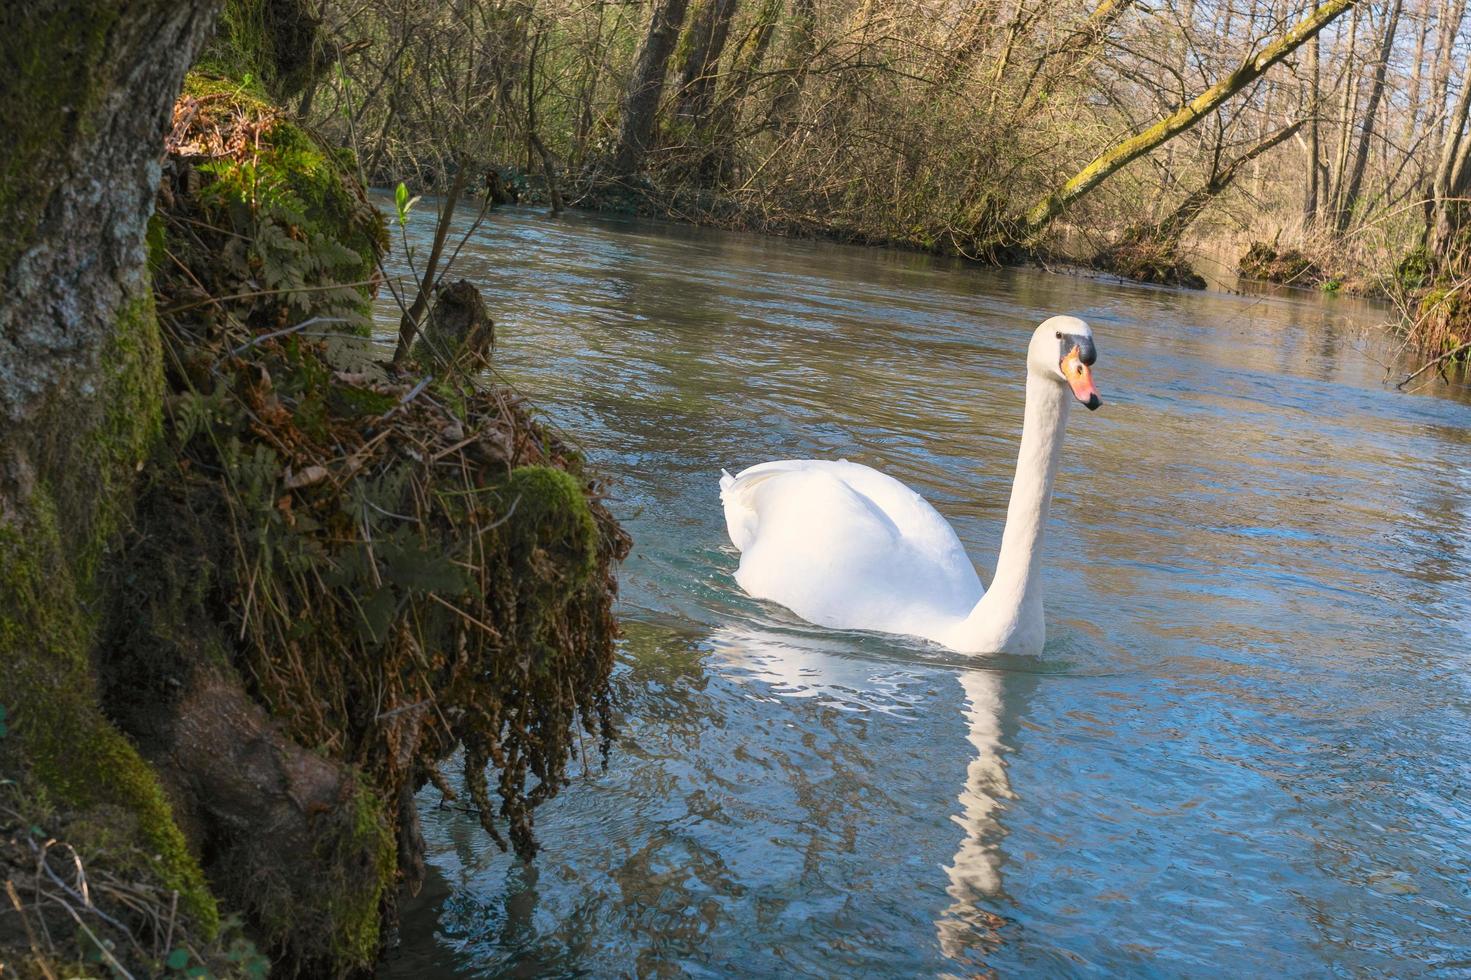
[391,166,1461,381]
[1,58,629,978]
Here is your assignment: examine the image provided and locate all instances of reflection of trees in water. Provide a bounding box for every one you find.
[404,621,1040,974]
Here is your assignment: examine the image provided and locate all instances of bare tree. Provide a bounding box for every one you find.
[1021,0,1357,237]
[1336,0,1404,233]
[613,0,692,176]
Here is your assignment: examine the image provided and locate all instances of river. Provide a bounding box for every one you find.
[374,200,1471,977]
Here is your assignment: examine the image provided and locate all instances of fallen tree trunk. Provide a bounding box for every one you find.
[1020,0,1355,239]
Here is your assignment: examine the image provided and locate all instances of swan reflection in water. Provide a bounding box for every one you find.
[705,624,1014,965]
[937,667,1011,963]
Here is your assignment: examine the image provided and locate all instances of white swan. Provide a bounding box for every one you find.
[719,315,1101,655]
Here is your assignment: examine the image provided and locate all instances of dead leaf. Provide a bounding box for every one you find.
[283,464,329,489]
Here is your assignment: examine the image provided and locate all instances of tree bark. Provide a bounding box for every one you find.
[1335,0,1403,234]
[701,0,780,180]
[612,0,692,176]
[526,27,564,215]
[1305,3,1322,222]
[1328,3,1361,222]
[0,0,225,940]
[1,0,216,469]
[1429,55,1471,260]
[1021,0,1356,237]
[1431,0,1468,151]
[672,0,740,125]
[1404,0,1430,148]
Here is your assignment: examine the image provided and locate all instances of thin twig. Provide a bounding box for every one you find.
[223,316,354,361]
[1395,340,1471,389]
[6,878,57,980]
[160,278,376,316]
[396,375,434,409]
[426,592,502,638]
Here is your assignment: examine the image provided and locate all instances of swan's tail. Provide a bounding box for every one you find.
[719,467,760,552]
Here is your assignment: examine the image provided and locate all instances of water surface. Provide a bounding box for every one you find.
[376,201,1471,977]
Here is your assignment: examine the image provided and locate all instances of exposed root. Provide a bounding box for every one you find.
[85,74,630,973]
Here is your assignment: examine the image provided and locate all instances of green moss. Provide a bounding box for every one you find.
[1396,246,1432,293]
[0,281,218,937]
[328,383,399,417]
[326,779,397,968]
[270,118,389,276]
[198,0,322,101]
[498,466,600,587]
[133,69,629,971]
[0,4,122,274]
[76,294,166,579]
[179,72,388,329]
[181,69,274,107]
[0,497,218,935]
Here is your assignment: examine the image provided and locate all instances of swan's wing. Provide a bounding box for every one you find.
[726,459,974,573]
[719,460,982,635]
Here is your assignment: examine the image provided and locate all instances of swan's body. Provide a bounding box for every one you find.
[720,316,1101,655]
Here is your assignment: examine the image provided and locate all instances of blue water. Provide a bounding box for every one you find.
[376,201,1471,977]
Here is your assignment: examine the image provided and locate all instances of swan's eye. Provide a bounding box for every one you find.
[1055,331,1062,338]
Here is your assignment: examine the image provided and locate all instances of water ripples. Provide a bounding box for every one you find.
[378,201,1471,978]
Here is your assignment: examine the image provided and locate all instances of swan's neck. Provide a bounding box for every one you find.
[954,371,1069,653]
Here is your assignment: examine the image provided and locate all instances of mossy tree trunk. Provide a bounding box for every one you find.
[612,0,692,176]
[0,1,229,953]
[672,0,740,126]
[1019,0,1355,240]
[702,0,779,181]
[1428,53,1471,266]
[0,0,224,933]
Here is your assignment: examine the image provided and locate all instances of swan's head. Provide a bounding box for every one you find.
[1030,315,1101,411]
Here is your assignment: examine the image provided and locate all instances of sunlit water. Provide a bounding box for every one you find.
[373,199,1471,977]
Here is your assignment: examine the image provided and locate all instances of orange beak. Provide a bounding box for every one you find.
[1062,349,1101,410]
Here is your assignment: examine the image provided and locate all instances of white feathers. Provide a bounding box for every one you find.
[717,317,1095,655]
[719,459,984,643]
